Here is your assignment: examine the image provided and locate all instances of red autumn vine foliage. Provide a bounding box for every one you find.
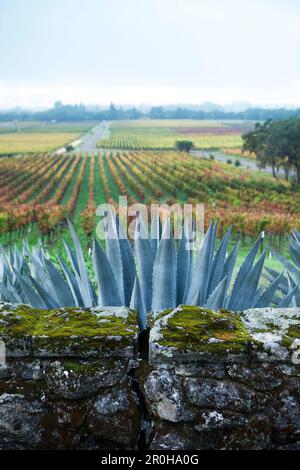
[0,150,299,240]
[81,154,96,239]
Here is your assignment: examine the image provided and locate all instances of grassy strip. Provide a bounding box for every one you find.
[102,154,120,202]
[94,155,106,206]
[74,156,91,219]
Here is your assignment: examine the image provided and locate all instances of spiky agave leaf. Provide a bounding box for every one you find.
[229,251,266,310]
[67,219,94,307]
[278,288,297,307]
[92,238,122,306]
[130,276,147,330]
[264,266,289,295]
[104,212,125,305]
[13,270,47,309]
[57,256,84,306]
[152,218,177,311]
[134,213,154,312]
[271,248,300,285]
[184,221,217,305]
[266,233,300,306]
[254,272,284,308]
[207,227,232,296]
[204,275,228,309]
[150,212,162,255]
[177,224,192,305]
[289,235,300,267]
[43,258,75,307]
[286,272,300,306]
[116,215,136,306]
[228,234,262,309]
[27,274,60,309]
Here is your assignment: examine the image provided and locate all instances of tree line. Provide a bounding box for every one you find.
[242,117,300,183]
[1,101,300,122]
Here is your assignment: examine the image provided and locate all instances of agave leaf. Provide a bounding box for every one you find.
[293,229,300,244]
[152,218,177,311]
[6,276,24,304]
[13,270,46,309]
[130,276,147,330]
[13,245,22,272]
[150,212,162,255]
[29,253,56,298]
[177,225,191,305]
[105,212,125,305]
[117,216,136,306]
[230,251,266,310]
[27,274,60,309]
[228,235,262,309]
[204,276,228,309]
[0,282,19,303]
[63,241,80,277]
[68,219,94,307]
[208,227,232,296]
[271,248,300,285]
[197,221,218,305]
[0,245,11,272]
[134,213,154,312]
[286,272,300,306]
[22,239,29,258]
[289,237,300,267]
[44,258,75,307]
[185,221,217,305]
[0,282,21,304]
[223,242,239,299]
[255,272,284,307]
[58,256,83,306]
[264,266,289,294]
[278,287,297,307]
[92,238,122,306]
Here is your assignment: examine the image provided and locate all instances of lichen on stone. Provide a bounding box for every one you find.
[241,307,300,359]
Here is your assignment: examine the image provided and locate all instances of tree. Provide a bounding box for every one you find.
[242,119,298,181]
[242,120,279,178]
[175,140,194,152]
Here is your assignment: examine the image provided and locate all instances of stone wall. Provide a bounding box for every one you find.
[0,304,141,450]
[1,302,300,450]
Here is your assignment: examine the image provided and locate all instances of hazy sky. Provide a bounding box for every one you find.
[0,0,300,108]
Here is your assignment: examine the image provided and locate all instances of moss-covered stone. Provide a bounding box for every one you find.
[282,324,300,348]
[241,307,300,361]
[0,303,138,358]
[45,359,128,399]
[159,307,250,352]
[150,306,252,363]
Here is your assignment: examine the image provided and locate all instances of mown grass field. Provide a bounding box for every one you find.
[98,119,254,150]
[0,121,96,154]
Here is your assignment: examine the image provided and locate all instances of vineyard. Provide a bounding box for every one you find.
[0,150,299,252]
[97,119,253,150]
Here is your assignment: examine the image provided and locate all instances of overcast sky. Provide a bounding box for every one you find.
[0,0,300,108]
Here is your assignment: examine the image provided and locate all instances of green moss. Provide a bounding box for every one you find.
[157,305,252,356]
[0,304,138,352]
[0,304,45,337]
[38,308,137,338]
[282,324,300,348]
[61,360,89,373]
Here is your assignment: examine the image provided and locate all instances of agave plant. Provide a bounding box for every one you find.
[0,215,292,330]
[264,229,300,306]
